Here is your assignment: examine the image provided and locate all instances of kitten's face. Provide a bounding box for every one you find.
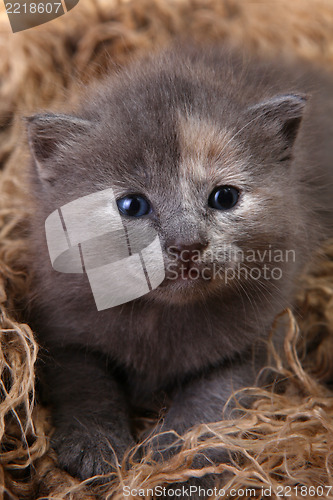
[112,110,302,306]
[27,61,306,307]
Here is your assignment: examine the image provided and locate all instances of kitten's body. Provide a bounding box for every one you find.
[26,45,333,489]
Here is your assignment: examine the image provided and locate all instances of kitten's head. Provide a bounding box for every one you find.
[27,52,308,308]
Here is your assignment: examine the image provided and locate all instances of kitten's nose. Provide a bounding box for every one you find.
[166,239,208,260]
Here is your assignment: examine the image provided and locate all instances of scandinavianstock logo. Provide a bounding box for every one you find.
[45,188,166,311]
[5,0,80,33]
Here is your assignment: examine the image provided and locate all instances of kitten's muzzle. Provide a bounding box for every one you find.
[166,239,209,262]
[165,240,210,280]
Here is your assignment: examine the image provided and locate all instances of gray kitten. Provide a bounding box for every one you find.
[26,44,333,489]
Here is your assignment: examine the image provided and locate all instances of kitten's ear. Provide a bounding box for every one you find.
[246,93,308,156]
[26,113,91,182]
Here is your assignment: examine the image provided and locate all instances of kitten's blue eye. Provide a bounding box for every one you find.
[117,195,151,217]
[208,186,239,210]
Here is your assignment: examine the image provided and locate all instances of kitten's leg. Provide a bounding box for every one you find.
[39,347,134,480]
[146,350,266,499]
[162,352,259,441]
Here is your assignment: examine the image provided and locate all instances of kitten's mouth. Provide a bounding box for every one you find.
[147,257,229,305]
[148,260,217,305]
[163,260,213,285]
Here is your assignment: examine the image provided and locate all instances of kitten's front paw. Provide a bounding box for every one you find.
[142,425,183,462]
[52,423,134,480]
[143,424,231,466]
